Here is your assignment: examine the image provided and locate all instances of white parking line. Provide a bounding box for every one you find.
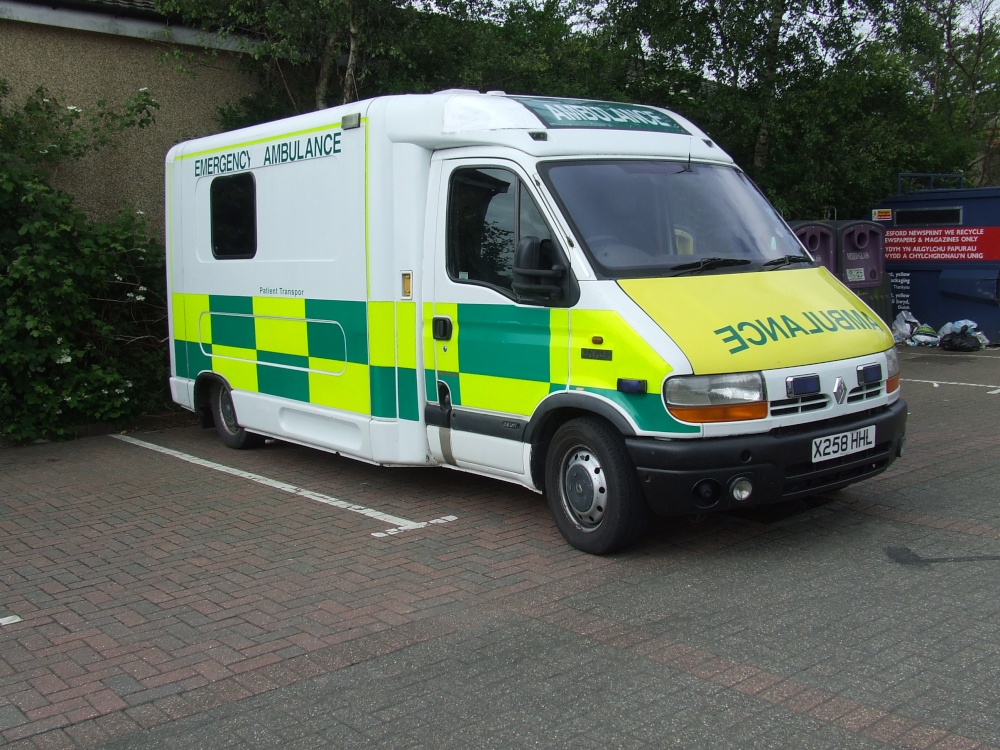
[902,378,1000,391]
[963,352,1000,359]
[111,435,457,537]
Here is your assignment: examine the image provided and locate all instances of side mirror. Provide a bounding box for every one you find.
[513,236,566,300]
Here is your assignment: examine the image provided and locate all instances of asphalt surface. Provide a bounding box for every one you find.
[1,346,999,749]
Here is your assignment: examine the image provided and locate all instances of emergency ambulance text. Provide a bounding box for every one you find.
[714,309,883,354]
[541,103,674,128]
[194,150,251,177]
[262,132,342,166]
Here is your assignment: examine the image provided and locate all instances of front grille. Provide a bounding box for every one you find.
[847,381,883,404]
[770,393,828,416]
[782,441,892,496]
[768,404,893,438]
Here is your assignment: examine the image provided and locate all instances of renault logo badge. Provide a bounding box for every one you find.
[833,377,847,404]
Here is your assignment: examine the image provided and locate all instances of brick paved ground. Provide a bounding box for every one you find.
[1,347,998,749]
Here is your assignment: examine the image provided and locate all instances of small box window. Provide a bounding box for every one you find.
[211,173,257,259]
[894,207,962,227]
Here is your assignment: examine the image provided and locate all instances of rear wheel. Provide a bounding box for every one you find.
[544,417,649,554]
[210,381,264,449]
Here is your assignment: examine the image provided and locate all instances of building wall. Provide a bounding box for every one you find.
[0,19,258,237]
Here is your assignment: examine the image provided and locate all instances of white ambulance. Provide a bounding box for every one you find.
[165,91,906,554]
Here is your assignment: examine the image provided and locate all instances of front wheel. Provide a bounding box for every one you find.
[210,381,264,449]
[544,417,649,554]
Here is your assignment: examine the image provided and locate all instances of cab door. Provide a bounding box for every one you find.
[424,158,571,480]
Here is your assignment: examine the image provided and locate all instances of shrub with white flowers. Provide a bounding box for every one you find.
[0,80,167,441]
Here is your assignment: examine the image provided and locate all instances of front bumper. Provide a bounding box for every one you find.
[626,399,907,516]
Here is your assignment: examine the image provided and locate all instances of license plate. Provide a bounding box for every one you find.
[811,425,876,463]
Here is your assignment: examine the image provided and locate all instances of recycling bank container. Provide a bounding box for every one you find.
[790,219,892,325]
[873,187,1000,341]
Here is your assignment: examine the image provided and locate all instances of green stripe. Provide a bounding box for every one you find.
[211,314,256,350]
[305,299,368,364]
[306,320,348,362]
[457,304,550,382]
[586,388,699,434]
[208,296,256,350]
[370,366,397,418]
[175,340,212,379]
[209,295,254,314]
[173,339,187,379]
[258,363,310,403]
[397,368,419,421]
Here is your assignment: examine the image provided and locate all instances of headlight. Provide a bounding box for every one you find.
[663,372,767,423]
[885,346,900,393]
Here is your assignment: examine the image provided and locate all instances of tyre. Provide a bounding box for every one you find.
[210,381,264,449]
[544,417,649,554]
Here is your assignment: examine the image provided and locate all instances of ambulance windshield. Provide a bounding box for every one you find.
[539,160,809,278]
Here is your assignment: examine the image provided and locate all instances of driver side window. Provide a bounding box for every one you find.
[447,167,552,295]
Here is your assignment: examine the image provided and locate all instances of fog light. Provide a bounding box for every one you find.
[693,479,722,509]
[730,477,753,502]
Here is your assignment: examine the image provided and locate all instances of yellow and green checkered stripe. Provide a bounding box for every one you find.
[427,303,555,417]
[424,303,697,434]
[172,294,419,421]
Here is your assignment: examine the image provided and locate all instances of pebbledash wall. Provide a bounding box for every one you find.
[0,0,258,237]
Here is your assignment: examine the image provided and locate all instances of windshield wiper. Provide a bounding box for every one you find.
[669,257,752,275]
[762,255,814,270]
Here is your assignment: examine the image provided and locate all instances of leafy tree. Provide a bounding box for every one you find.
[758,45,971,218]
[595,0,997,215]
[173,0,1000,217]
[895,0,1000,183]
[157,0,405,110]
[204,0,639,129]
[603,0,888,164]
[0,81,167,441]
[362,0,634,99]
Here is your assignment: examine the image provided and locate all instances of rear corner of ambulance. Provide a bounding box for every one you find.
[164,141,193,414]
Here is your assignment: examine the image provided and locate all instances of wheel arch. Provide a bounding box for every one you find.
[193,372,229,428]
[526,392,637,491]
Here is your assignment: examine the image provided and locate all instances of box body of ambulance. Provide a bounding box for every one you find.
[166,91,906,554]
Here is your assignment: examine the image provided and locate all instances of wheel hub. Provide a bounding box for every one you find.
[220,389,239,433]
[562,448,607,528]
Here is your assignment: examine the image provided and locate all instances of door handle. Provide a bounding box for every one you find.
[433,316,453,341]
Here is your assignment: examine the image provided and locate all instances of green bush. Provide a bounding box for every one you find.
[0,81,167,441]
